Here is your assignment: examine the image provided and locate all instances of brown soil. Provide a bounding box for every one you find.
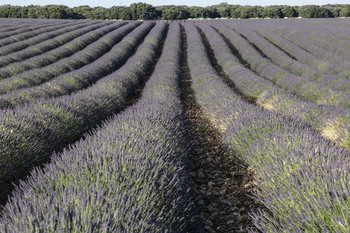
[179,25,260,233]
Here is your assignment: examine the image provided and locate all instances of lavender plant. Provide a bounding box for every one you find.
[275,27,350,76]
[250,27,350,93]
[287,27,350,64]
[0,21,153,108]
[0,20,70,47]
[0,18,61,33]
[185,21,350,232]
[213,23,350,107]
[0,22,167,204]
[254,25,347,73]
[230,23,323,80]
[0,22,200,232]
[0,20,97,57]
[0,21,123,82]
[198,22,350,148]
[0,21,126,78]
[0,19,40,33]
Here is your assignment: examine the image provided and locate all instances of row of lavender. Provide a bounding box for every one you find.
[0,21,128,95]
[297,29,350,61]
[0,21,149,109]
[210,20,350,106]
[0,22,200,232]
[204,19,350,105]
[0,20,101,57]
[251,23,350,75]
[0,19,71,46]
[256,29,350,93]
[0,22,165,204]
[269,22,350,69]
[231,21,350,77]
[249,22,350,93]
[0,18,55,35]
[0,20,35,33]
[0,20,114,73]
[197,23,350,149]
[184,22,350,232]
[238,19,350,84]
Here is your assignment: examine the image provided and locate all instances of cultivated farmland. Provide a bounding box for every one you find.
[1,17,350,232]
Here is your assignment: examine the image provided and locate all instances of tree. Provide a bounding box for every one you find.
[0,3,349,20]
[91,7,107,20]
[72,5,93,19]
[339,5,350,17]
[160,5,189,20]
[205,6,220,18]
[323,5,341,17]
[0,5,11,17]
[282,5,298,17]
[236,6,263,18]
[188,6,209,18]
[129,2,157,20]
[298,5,332,18]
[262,5,284,18]
[45,5,69,19]
[230,6,242,18]
[118,6,132,20]
[214,2,231,18]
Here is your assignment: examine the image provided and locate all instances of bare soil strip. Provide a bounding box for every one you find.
[258,33,299,61]
[179,25,259,233]
[237,33,270,60]
[212,27,251,69]
[196,27,256,105]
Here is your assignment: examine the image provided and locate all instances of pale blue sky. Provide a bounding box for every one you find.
[1,0,349,8]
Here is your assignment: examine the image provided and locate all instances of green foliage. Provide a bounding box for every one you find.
[299,5,332,18]
[281,5,298,17]
[339,5,350,17]
[262,5,284,18]
[188,6,210,18]
[158,5,190,20]
[231,6,264,19]
[0,3,350,19]
[130,2,157,20]
[213,2,231,18]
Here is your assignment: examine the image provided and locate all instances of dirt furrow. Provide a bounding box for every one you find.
[179,25,258,233]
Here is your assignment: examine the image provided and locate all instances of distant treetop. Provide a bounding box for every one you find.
[0,3,349,20]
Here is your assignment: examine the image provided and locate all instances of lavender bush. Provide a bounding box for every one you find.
[254,25,347,74]
[0,21,153,108]
[288,27,350,67]
[0,22,124,88]
[0,19,42,33]
[0,22,166,204]
[0,21,125,79]
[0,20,97,57]
[229,22,323,80]
[213,23,350,107]
[275,27,350,77]
[0,21,112,72]
[0,19,68,45]
[185,21,350,232]
[198,22,350,148]
[0,22,200,232]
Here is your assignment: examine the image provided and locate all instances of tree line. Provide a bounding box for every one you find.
[0,3,350,20]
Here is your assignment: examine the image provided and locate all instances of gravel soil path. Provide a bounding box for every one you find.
[179,25,261,233]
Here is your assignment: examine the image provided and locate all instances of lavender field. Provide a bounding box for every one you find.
[1,17,350,232]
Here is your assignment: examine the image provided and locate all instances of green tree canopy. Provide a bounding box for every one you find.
[130,2,157,20]
[298,5,332,18]
[158,5,190,20]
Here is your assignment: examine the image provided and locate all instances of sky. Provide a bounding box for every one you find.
[1,0,349,8]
